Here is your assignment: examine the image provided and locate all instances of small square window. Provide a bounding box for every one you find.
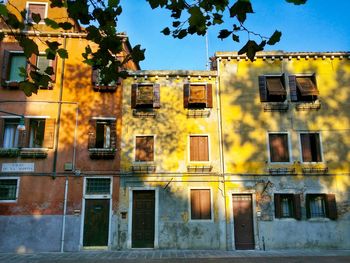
[300,133,322,162]
[268,133,290,163]
[289,75,319,102]
[0,179,19,201]
[190,189,211,220]
[36,55,51,74]
[259,75,286,102]
[189,135,209,162]
[307,194,326,218]
[95,121,112,149]
[8,53,27,83]
[2,119,20,148]
[131,84,160,109]
[135,136,154,162]
[274,194,301,219]
[86,178,111,195]
[184,84,213,109]
[27,3,47,23]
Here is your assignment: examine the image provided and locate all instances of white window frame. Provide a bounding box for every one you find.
[133,134,156,164]
[298,131,324,164]
[188,187,214,222]
[0,177,20,203]
[26,1,48,24]
[6,51,26,83]
[1,116,21,149]
[188,134,211,164]
[24,116,50,150]
[266,131,293,164]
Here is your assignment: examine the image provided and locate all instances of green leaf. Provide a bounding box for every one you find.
[232,34,240,42]
[188,6,206,28]
[46,41,61,52]
[267,30,282,45]
[131,45,145,63]
[19,67,27,79]
[44,66,54,75]
[172,21,181,27]
[57,48,68,59]
[50,0,64,8]
[161,27,171,35]
[218,29,232,40]
[19,38,39,58]
[31,13,41,24]
[177,29,187,39]
[58,22,73,30]
[45,48,56,60]
[108,0,120,8]
[229,0,254,23]
[19,81,38,96]
[285,0,307,5]
[0,32,5,41]
[238,40,263,61]
[44,18,60,29]
[0,4,9,17]
[147,0,167,9]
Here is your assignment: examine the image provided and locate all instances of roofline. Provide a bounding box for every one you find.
[127,70,217,77]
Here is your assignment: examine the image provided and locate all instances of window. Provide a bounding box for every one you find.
[21,118,55,149]
[189,135,209,162]
[306,194,337,220]
[184,83,213,109]
[2,119,20,148]
[190,189,212,220]
[300,133,322,162]
[135,136,154,162]
[29,119,46,148]
[258,75,286,102]
[85,178,111,195]
[274,194,301,220]
[27,2,47,23]
[88,119,116,149]
[268,133,290,163]
[0,179,19,202]
[91,68,119,92]
[289,75,319,102]
[131,83,160,109]
[1,52,27,85]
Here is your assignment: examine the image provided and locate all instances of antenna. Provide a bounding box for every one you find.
[205,31,209,70]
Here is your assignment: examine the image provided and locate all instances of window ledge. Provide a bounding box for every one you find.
[187,165,212,173]
[20,148,48,158]
[295,100,321,111]
[88,148,116,159]
[307,217,330,222]
[268,167,296,175]
[0,148,20,158]
[2,81,20,88]
[274,218,297,221]
[93,85,117,92]
[131,164,156,173]
[263,102,289,112]
[302,166,328,175]
[132,109,156,118]
[187,109,211,118]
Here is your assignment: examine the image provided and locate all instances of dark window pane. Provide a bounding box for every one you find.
[308,194,326,218]
[269,134,290,162]
[191,189,211,220]
[0,179,18,200]
[301,133,322,162]
[29,119,45,148]
[95,121,111,148]
[86,178,111,195]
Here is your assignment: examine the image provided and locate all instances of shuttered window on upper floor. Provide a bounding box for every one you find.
[131,84,160,109]
[289,74,319,102]
[88,119,116,149]
[27,2,47,23]
[135,136,154,162]
[190,135,209,162]
[258,75,286,102]
[184,83,212,109]
[268,133,290,163]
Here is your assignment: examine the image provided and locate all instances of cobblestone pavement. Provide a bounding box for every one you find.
[0,249,349,263]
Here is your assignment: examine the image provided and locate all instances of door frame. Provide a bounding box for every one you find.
[127,187,159,249]
[228,190,259,250]
[79,176,113,250]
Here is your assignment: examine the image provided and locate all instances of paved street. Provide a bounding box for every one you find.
[0,249,349,263]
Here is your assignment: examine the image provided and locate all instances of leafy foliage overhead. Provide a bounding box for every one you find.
[0,0,306,96]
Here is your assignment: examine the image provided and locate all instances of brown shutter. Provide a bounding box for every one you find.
[301,134,312,162]
[135,136,142,161]
[190,136,198,161]
[326,194,337,220]
[43,118,55,149]
[28,53,37,73]
[88,119,96,149]
[1,50,11,83]
[258,76,268,102]
[153,84,161,108]
[200,189,211,219]
[110,120,117,149]
[146,136,154,161]
[0,118,4,147]
[91,68,99,85]
[314,134,322,162]
[199,136,209,161]
[183,84,190,108]
[266,77,286,96]
[288,75,298,102]
[191,190,200,219]
[305,194,311,219]
[274,194,281,218]
[131,84,138,108]
[50,56,58,82]
[293,194,302,220]
[206,83,213,108]
[18,119,29,148]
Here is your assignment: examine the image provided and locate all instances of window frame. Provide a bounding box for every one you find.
[6,51,27,84]
[298,132,324,164]
[267,132,293,164]
[131,83,160,109]
[0,177,20,203]
[274,193,302,220]
[258,74,287,103]
[289,73,319,103]
[26,1,48,24]
[21,116,51,150]
[133,134,156,163]
[184,82,213,109]
[1,117,21,148]
[306,193,327,219]
[188,134,211,164]
[188,187,213,222]
[83,177,112,199]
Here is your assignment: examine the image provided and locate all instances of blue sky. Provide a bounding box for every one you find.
[117,0,350,70]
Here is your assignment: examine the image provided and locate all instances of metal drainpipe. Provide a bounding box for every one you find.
[215,57,229,250]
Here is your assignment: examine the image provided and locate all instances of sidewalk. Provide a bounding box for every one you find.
[0,249,349,263]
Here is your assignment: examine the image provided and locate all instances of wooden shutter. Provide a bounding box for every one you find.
[301,134,312,162]
[326,194,337,220]
[206,83,213,108]
[191,190,201,219]
[131,84,138,108]
[293,194,302,220]
[258,76,268,102]
[43,118,55,149]
[288,75,298,102]
[153,84,161,108]
[0,118,4,147]
[50,56,58,82]
[135,136,154,161]
[274,194,281,218]
[190,136,209,162]
[88,119,97,149]
[200,189,211,219]
[146,136,154,161]
[110,120,117,149]
[28,53,37,73]
[305,194,311,219]
[1,50,11,83]
[18,119,29,148]
[313,133,322,162]
[183,84,190,108]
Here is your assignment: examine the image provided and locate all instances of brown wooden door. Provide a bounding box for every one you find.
[83,199,110,246]
[232,194,255,250]
[132,190,155,248]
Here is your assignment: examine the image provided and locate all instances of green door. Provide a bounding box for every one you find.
[83,199,110,246]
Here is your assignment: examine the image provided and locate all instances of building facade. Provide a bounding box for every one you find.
[0,0,349,253]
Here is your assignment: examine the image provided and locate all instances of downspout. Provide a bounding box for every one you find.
[215,57,229,250]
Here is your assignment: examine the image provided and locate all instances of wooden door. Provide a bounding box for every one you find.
[83,199,110,247]
[232,194,255,250]
[132,190,155,248]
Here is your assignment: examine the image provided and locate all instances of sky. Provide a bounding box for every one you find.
[117,0,350,70]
